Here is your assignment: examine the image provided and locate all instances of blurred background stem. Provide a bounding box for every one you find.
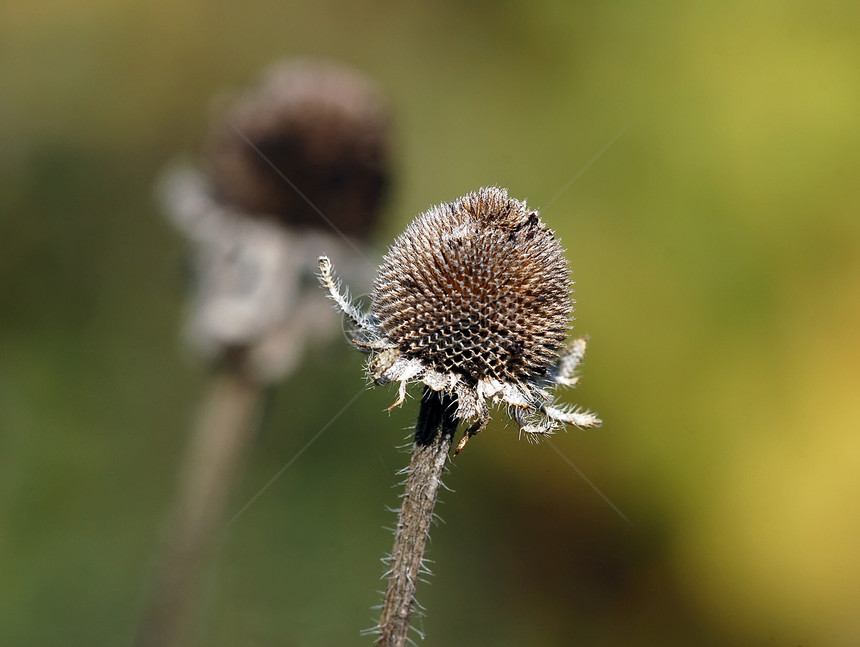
[135,353,262,647]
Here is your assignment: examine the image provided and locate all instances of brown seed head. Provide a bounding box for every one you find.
[372,187,572,387]
[207,58,391,238]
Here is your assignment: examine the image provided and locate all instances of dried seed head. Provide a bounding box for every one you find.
[319,186,601,448]
[159,58,388,382]
[207,58,391,238]
[373,187,571,386]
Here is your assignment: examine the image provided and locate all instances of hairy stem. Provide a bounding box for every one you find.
[135,359,262,647]
[376,388,458,647]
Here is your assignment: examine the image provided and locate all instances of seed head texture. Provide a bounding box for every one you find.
[374,188,570,386]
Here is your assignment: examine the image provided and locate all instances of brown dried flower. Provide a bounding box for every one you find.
[320,186,601,452]
[159,58,390,381]
[207,58,391,238]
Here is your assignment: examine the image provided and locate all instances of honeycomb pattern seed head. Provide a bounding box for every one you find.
[319,187,601,446]
[371,187,572,386]
[207,58,392,239]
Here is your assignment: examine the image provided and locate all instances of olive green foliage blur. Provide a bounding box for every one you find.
[2,1,859,645]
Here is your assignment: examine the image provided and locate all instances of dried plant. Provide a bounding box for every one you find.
[208,57,391,238]
[137,58,391,647]
[320,186,601,646]
[165,57,391,381]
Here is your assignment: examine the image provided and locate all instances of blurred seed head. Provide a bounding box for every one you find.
[320,187,601,450]
[207,58,392,239]
[159,58,389,382]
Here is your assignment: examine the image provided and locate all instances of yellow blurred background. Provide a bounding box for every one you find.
[2,1,859,645]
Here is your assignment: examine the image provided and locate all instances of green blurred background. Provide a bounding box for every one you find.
[2,1,859,645]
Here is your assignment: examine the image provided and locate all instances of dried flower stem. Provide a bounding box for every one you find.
[376,387,457,647]
[136,356,262,647]
[320,188,602,645]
